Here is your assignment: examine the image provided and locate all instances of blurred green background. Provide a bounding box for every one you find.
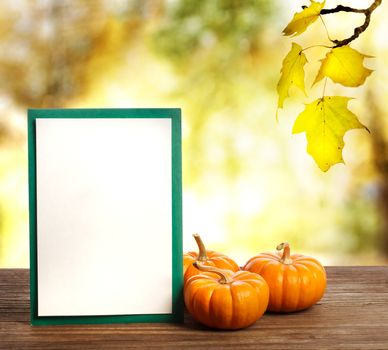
[1,0,388,267]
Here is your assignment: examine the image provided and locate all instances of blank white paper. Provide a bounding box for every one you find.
[36,117,172,316]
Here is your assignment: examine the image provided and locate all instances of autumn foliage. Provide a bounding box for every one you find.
[277,0,381,172]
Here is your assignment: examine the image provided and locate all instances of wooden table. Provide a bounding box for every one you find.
[0,267,387,349]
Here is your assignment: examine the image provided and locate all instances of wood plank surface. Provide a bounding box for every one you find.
[0,267,387,349]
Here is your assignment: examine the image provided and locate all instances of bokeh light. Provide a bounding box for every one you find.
[0,0,387,267]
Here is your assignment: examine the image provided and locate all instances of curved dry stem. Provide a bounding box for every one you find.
[193,233,208,261]
[193,261,234,284]
[276,242,293,265]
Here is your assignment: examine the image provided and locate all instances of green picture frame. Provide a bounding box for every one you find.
[28,108,183,325]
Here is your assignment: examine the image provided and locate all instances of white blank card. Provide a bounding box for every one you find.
[35,118,172,316]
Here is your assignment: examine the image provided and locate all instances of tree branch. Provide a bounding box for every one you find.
[320,0,382,47]
[320,5,365,15]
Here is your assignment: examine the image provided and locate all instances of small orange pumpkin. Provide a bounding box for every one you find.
[185,262,269,329]
[243,242,326,312]
[183,233,239,283]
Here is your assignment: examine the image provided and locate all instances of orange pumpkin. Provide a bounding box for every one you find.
[243,242,326,312]
[183,233,239,283]
[185,262,269,329]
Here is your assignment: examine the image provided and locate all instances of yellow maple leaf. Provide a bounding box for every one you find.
[314,46,373,87]
[292,96,368,172]
[283,1,325,37]
[277,42,307,111]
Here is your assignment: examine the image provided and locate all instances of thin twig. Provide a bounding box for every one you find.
[322,77,328,98]
[319,15,333,42]
[301,44,332,52]
[320,5,365,15]
[320,0,382,47]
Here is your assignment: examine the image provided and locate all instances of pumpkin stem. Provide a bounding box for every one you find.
[193,261,234,284]
[193,233,208,261]
[277,242,293,265]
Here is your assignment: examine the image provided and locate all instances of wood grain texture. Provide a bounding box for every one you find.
[0,267,387,349]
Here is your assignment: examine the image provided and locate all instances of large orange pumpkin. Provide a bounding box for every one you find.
[183,233,239,283]
[185,262,269,329]
[243,242,326,312]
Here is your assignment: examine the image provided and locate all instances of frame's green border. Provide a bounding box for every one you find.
[28,108,183,326]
